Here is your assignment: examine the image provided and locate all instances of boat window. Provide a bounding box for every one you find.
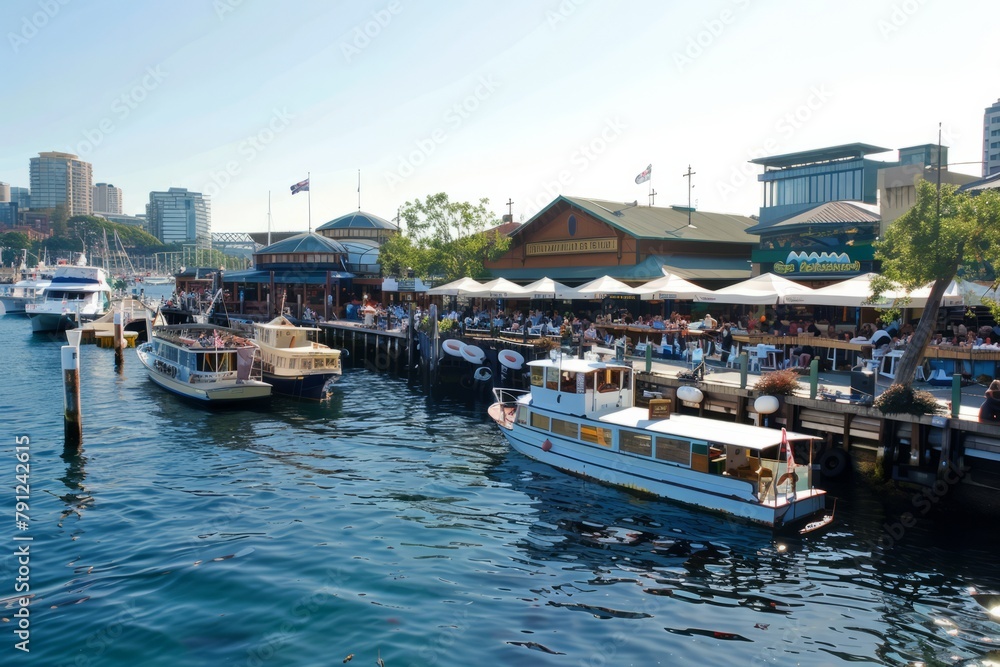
[580,424,612,447]
[655,436,692,467]
[620,431,652,457]
[545,367,559,391]
[531,367,544,387]
[516,408,527,425]
[559,371,576,393]
[530,412,550,430]
[290,358,297,369]
[551,418,578,439]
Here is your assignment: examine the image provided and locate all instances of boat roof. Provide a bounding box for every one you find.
[527,357,632,373]
[256,316,320,332]
[598,409,816,449]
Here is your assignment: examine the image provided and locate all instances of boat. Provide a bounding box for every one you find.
[487,353,829,529]
[79,296,158,342]
[144,275,174,286]
[25,256,113,333]
[136,324,271,403]
[252,316,342,399]
[0,262,54,315]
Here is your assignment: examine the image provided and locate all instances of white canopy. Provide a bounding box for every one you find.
[519,277,575,300]
[570,275,639,298]
[426,277,486,296]
[696,273,814,305]
[782,273,898,308]
[465,277,528,298]
[636,271,715,301]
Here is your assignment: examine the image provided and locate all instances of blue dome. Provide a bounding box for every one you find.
[316,210,397,231]
[257,232,347,254]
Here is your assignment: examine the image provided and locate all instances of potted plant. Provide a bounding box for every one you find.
[873,384,945,416]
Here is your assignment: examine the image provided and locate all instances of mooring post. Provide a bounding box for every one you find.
[644,341,652,373]
[808,357,819,399]
[63,330,83,450]
[739,352,748,389]
[951,373,961,419]
[113,310,124,370]
[407,303,415,375]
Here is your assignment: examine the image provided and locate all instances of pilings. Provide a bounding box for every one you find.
[62,330,83,450]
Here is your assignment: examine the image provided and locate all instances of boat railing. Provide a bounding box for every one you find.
[188,369,239,384]
[492,387,529,406]
[757,460,812,503]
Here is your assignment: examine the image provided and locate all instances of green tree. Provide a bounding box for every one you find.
[50,204,69,238]
[380,193,511,281]
[1,231,32,257]
[872,181,1000,388]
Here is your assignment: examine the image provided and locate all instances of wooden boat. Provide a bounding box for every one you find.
[252,316,342,399]
[488,352,829,529]
[136,324,271,403]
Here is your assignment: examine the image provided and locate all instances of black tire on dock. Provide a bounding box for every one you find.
[819,448,849,479]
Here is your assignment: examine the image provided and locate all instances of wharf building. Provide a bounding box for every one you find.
[29,151,92,215]
[146,187,211,245]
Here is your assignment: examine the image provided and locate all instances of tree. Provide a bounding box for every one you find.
[379,193,511,281]
[50,204,69,238]
[872,181,1000,388]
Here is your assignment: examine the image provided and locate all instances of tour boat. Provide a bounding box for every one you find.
[136,324,271,403]
[26,258,113,333]
[0,263,53,315]
[488,353,828,529]
[252,316,342,399]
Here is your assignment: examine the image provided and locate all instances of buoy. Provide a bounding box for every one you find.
[541,439,552,452]
[461,344,486,364]
[473,366,493,382]
[676,385,704,404]
[498,349,525,370]
[442,338,466,357]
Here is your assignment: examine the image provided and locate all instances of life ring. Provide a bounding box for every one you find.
[498,349,524,370]
[473,366,493,382]
[461,344,486,364]
[777,471,799,487]
[819,448,849,478]
[442,338,466,357]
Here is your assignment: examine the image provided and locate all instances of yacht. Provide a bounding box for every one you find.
[136,324,271,403]
[488,353,829,529]
[253,316,342,399]
[0,262,54,315]
[26,257,112,333]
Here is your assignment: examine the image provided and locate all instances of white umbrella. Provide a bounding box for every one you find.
[636,271,715,301]
[519,277,575,300]
[466,277,528,298]
[571,275,639,298]
[426,277,486,296]
[782,273,900,308]
[696,272,813,305]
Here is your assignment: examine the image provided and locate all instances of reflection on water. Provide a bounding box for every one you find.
[2,311,1000,666]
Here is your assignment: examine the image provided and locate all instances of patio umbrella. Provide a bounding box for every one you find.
[466,277,528,298]
[696,272,813,305]
[519,277,575,300]
[426,277,486,296]
[782,273,900,308]
[571,275,639,298]
[636,271,715,301]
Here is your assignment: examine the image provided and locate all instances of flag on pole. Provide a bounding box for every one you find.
[781,427,796,469]
[635,164,652,184]
[290,178,309,195]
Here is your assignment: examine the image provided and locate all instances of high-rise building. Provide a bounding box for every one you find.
[146,187,211,245]
[93,183,123,215]
[9,187,30,209]
[985,98,1000,177]
[0,182,10,203]
[28,151,93,215]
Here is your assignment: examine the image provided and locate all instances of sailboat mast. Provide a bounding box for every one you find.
[267,191,272,247]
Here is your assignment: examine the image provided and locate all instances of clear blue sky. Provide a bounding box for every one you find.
[3,0,998,233]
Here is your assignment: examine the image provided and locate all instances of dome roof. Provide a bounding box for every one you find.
[340,239,381,272]
[257,232,347,255]
[316,210,397,231]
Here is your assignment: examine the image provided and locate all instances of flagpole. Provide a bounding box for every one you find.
[307,171,312,233]
[357,168,361,211]
[267,191,272,246]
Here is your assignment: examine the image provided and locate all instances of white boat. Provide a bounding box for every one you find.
[144,275,174,286]
[80,296,158,339]
[26,258,113,333]
[0,263,54,315]
[488,354,828,529]
[253,316,342,399]
[136,324,272,403]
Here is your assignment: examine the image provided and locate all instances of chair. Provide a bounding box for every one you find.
[749,344,766,373]
[756,344,776,371]
[690,346,704,369]
[724,341,741,369]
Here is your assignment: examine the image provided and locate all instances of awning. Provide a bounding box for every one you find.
[222,270,354,285]
[487,254,751,282]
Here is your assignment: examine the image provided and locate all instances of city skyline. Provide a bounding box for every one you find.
[3,0,999,235]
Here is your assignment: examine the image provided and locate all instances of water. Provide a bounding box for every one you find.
[2,310,1000,667]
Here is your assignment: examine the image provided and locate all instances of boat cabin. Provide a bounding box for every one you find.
[527,355,633,417]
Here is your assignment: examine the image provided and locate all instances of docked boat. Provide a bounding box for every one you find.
[136,324,271,403]
[0,263,54,315]
[488,354,828,529]
[252,316,342,399]
[25,258,112,333]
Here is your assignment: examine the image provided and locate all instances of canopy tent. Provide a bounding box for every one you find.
[465,277,529,298]
[569,275,639,299]
[636,271,716,301]
[696,272,814,305]
[426,277,485,296]
[907,279,991,309]
[519,277,575,300]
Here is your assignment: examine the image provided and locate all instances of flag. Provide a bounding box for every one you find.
[290,178,309,195]
[635,164,651,185]
[781,427,796,469]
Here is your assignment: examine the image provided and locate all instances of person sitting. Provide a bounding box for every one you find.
[980,380,1000,422]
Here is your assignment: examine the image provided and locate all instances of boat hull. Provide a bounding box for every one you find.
[0,297,29,315]
[29,311,102,333]
[496,410,826,529]
[263,372,339,400]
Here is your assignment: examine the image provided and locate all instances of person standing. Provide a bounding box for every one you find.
[980,380,1000,422]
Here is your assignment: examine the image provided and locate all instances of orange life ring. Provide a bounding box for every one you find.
[777,471,799,486]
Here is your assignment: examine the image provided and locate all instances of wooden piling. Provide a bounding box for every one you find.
[62,343,83,450]
[113,311,125,369]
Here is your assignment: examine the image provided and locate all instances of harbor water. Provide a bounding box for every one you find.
[1,310,1000,666]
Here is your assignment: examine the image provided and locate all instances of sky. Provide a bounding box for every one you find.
[3,0,999,235]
